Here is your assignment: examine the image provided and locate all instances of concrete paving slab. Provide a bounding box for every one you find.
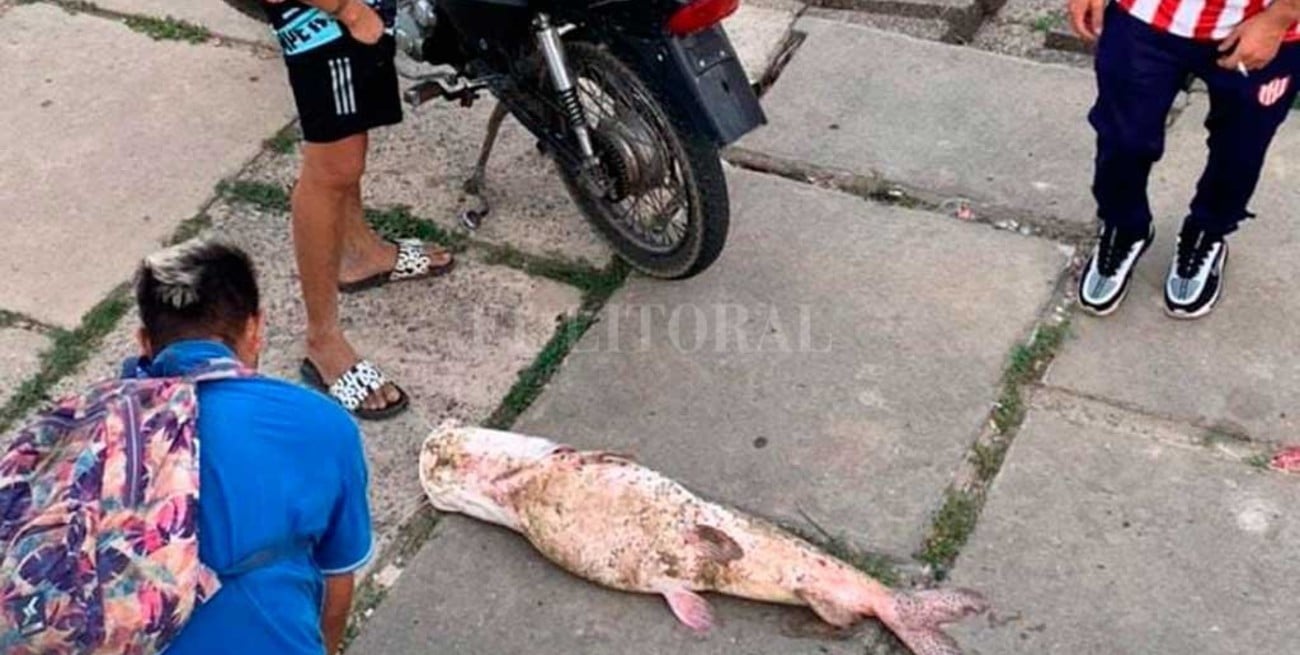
[810,0,978,18]
[0,327,48,408]
[803,7,949,41]
[349,515,896,655]
[0,4,292,327]
[970,20,1091,67]
[949,394,1300,654]
[725,3,799,82]
[996,0,1066,25]
[210,199,586,424]
[92,0,275,45]
[244,98,612,269]
[512,168,1067,556]
[738,17,1111,228]
[1047,99,1300,444]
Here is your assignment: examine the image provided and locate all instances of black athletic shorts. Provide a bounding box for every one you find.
[283,35,403,144]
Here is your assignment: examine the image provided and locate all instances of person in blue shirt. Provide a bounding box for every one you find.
[122,239,373,655]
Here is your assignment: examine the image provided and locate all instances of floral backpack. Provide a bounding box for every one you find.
[0,360,253,654]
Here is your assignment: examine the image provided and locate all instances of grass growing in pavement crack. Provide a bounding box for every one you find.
[124,15,211,43]
[364,206,469,252]
[264,125,301,155]
[994,320,1070,433]
[1031,12,1065,32]
[0,289,132,434]
[169,211,213,246]
[1245,453,1272,470]
[916,320,1072,577]
[477,242,624,303]
[916,490,979,572]
[0,310,21,329]
[218,179,291,212]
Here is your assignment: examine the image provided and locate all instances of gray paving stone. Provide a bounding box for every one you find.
[513,168,1067,557]
[969,20,1091,67]
[949,393,1300,654]
[92,0,275,45]
[738,17,1113,228]
[348,515,884,655]
[0,4,293,327]
[804,7,949,41]
[725,3,799,82]
[0,327,48,408]
[51,198,584,544]
[996,0,1067,26]
[810,0,978,18]
[243,95,613,269]
[1047,98,1300,444]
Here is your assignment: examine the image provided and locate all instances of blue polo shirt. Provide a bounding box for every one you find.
[122,340,372,655]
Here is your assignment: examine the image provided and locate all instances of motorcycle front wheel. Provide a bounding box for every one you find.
[553,42,729,280]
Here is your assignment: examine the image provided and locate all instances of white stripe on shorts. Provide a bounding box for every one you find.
[329,59,345,116]
[342,58,356,115]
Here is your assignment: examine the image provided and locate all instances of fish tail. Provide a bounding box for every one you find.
[877,588,988,655]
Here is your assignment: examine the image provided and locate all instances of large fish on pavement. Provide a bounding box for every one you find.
[419,422,988,655]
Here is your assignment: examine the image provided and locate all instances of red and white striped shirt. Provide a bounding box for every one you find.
[1118,0,1300,41]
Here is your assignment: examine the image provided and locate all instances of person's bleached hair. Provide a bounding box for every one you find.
[134,239,260,350]
[142,240,209,309]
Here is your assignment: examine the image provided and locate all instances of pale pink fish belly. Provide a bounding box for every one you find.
[506,452,869,606]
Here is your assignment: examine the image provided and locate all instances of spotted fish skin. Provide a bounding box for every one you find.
[419,423,988,654]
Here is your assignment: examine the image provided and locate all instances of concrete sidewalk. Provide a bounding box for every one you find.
[3,1,1299,654]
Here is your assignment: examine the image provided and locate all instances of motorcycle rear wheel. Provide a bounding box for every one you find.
[553,42,729,280]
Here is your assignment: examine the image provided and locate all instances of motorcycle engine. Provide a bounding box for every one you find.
[394,0,437,61]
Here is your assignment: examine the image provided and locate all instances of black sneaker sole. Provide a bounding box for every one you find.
[1078,227,1155,317]
[1165,242,1227,320]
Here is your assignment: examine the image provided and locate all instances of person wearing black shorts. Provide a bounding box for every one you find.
[262,0,454,420]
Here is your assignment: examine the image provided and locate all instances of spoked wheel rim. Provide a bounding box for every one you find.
[570,61,693,255]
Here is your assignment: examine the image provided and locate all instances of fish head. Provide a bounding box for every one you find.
[419,421,565,529]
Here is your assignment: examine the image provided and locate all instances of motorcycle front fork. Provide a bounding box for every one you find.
[460,14,600,230]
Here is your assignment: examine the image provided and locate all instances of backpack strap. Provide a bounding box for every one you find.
[184,358,256,384]
[217,539,314,579]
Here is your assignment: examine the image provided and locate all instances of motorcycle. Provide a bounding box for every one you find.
[225,0,766,279]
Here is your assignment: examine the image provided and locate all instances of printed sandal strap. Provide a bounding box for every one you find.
[390,239,432,281]
[327,360,390,412]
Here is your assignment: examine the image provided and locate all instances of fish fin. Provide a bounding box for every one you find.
[890,628,964,655]
[879,589,988,655]
[661,587,715,633]
[687,525,744,563]
[795,587,861,628]
[579,451,636,465]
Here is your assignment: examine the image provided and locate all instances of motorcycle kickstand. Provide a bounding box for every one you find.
[460,101,509,231]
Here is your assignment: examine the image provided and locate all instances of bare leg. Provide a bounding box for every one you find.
[336,160,453,285]
[293,133,400,411]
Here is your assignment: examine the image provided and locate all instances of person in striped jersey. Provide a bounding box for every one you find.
[1070,0,1300,318]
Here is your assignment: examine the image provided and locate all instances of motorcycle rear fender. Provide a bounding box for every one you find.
[607,26,767,146]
